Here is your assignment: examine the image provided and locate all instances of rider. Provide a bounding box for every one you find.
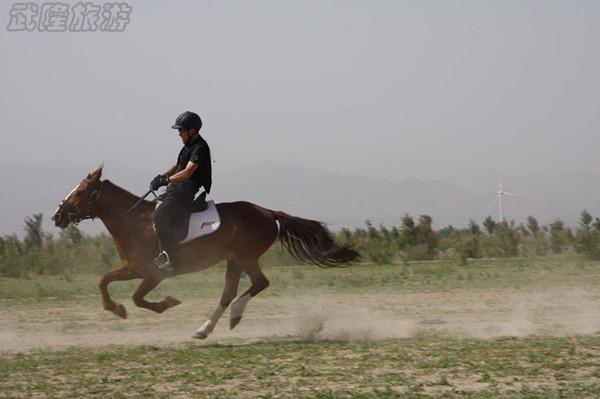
[150,111,212,271]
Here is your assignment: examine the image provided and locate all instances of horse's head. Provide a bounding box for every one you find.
[52,165,104,228]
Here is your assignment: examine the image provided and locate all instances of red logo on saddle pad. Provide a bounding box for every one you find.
[201,221,216,229]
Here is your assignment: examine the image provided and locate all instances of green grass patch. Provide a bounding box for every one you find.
[2,335,600,398]
[1,256,600,304]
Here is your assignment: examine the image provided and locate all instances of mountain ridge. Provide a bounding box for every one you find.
[1,160,598,236]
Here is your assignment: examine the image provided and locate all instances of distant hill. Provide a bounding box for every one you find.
[1,161,599,236]
[214,161,481,229]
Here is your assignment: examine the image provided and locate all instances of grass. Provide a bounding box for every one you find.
[1,255,600,304]
[2,335,600,398]
[3,255,600,398]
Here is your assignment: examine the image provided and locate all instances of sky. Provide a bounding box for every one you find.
[1,0,600,201]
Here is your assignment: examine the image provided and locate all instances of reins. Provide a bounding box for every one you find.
[119,188,158,217]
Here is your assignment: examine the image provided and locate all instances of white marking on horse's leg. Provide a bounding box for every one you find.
[231,293,251,320]
[229,292,252,329]
[193,304,226,339]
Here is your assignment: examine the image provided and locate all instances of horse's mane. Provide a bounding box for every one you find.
[102,179,156,207]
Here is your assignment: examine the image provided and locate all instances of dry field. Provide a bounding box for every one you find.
[2,256,600,398]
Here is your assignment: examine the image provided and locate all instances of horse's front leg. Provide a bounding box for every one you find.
[132,276,182,313]
[99,265,140,319]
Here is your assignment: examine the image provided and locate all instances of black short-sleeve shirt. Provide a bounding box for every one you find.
[169,136,212,195]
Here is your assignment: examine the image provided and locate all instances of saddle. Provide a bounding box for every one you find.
[180,192,221,244]
[155,191,221,244]
[190,191,209,212]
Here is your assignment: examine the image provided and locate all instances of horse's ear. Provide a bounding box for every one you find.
[87,164,104,181]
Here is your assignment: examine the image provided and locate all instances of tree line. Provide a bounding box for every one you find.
[341,210,600,264]
[1,211,600,278]
[0,214,119,278]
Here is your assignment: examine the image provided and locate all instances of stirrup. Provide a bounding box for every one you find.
[153,251,172,271]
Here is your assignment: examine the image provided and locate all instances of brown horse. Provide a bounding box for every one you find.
[51,165,359,339]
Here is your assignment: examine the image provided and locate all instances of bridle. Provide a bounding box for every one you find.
[57,180,103,225]
[58,180,159,224]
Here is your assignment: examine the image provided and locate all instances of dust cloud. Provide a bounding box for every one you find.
[290,303,422,342]
[262,288,600,343]
[468,288,600,339]
[2,287,600,353]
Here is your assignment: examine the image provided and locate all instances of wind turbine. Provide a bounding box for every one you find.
[494,180,519,222]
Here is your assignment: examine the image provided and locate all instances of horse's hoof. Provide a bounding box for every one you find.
[113,304,127,319]
[229,293,251,330]
[192,331,208,340]
[230,316,242,330]
[165,296,182,308]
[193,320,214,340]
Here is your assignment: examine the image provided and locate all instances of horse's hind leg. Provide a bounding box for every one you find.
[99,265,140,319]
[230,258,270,330]
[193,259,242,339]
[132,277,182,313]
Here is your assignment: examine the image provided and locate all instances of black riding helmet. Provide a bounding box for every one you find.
[172,111,202,130]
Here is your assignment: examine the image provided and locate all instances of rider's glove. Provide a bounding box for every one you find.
[150,174,170,191]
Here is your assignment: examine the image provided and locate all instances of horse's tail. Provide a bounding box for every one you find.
[269,210,360,268]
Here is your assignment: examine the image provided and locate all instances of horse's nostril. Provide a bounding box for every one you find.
[52,212,62,224]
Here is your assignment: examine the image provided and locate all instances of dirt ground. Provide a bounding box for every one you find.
[2,285,600,353]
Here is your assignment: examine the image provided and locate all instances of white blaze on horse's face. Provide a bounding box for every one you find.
[53,183,81,217]
[63,183,82,205]
[52,165,104,228]
[52,169,102,228]
[66,181,90,208]
[52,180,88,228]
[65,184,81,201]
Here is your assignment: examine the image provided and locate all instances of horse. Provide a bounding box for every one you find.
[51,165,360,339]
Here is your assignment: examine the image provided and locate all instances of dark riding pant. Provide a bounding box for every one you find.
[154,189,194,260]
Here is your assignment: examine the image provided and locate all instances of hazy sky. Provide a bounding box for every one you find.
[2,0,600,193]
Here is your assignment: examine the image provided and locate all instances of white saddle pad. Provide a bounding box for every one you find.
[181,200,221,244]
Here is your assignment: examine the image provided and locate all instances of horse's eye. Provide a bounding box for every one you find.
[75,192,82,197]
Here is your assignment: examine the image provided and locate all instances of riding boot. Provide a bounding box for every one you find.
[153,188,191,273]
[153,235,180,272]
